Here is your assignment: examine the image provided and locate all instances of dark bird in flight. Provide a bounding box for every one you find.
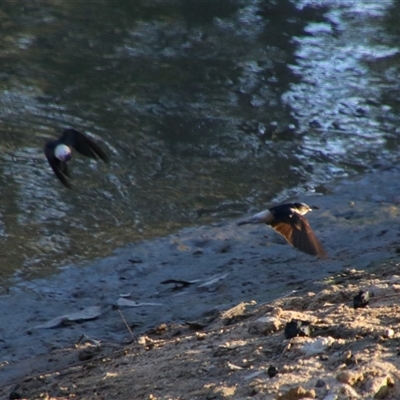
[237,202,327,258]
[44,128,109,188]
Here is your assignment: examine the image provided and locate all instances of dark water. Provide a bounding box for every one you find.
[0,0,399,281]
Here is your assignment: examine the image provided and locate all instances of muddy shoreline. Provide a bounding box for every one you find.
[1,166,400,387]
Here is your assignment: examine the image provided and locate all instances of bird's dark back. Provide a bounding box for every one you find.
[270,204,296,219]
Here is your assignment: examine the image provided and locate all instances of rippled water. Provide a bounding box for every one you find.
[0,0,399,282]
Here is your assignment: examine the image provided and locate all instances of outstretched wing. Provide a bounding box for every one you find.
[270,214,327,258]
[44,142,72,188]
[61,129,109,163]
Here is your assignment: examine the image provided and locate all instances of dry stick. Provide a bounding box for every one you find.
[359,293,400,306]
[118,308,135,340]
[370,293,400,301]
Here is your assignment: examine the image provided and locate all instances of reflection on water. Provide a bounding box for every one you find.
[0,0,399,281]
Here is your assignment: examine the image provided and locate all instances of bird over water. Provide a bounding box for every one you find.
[238,202,327,258]
[44,128,109,188]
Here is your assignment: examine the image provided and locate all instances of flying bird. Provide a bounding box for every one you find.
[44,128,109,188]
[237,202,327,258]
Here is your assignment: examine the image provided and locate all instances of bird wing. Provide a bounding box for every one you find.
[44,142,72,188]
[61,129,109,163]
[270,214,327,258]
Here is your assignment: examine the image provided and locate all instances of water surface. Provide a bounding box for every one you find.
[1,0,399,281]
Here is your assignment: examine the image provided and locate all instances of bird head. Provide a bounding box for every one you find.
[293,202,313,215]
[55,144,72,162]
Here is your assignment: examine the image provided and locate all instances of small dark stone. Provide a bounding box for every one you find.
[78,349,96,361]
[128,258,142,264]
[284,319,312,339]
[9,392,22,400]
[267,365,278,378]
[353,290,370,309]
[309,119,321,128]
[315,379,326,387]
[216,243,231,253]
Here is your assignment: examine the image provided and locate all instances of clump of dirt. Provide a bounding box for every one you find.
[3,262,400,400]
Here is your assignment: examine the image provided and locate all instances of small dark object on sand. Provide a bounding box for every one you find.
[353,290,371,309]
[284,319,312,339]
[268,365,278,378]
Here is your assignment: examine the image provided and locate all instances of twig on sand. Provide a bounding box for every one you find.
[118,308,135,340]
